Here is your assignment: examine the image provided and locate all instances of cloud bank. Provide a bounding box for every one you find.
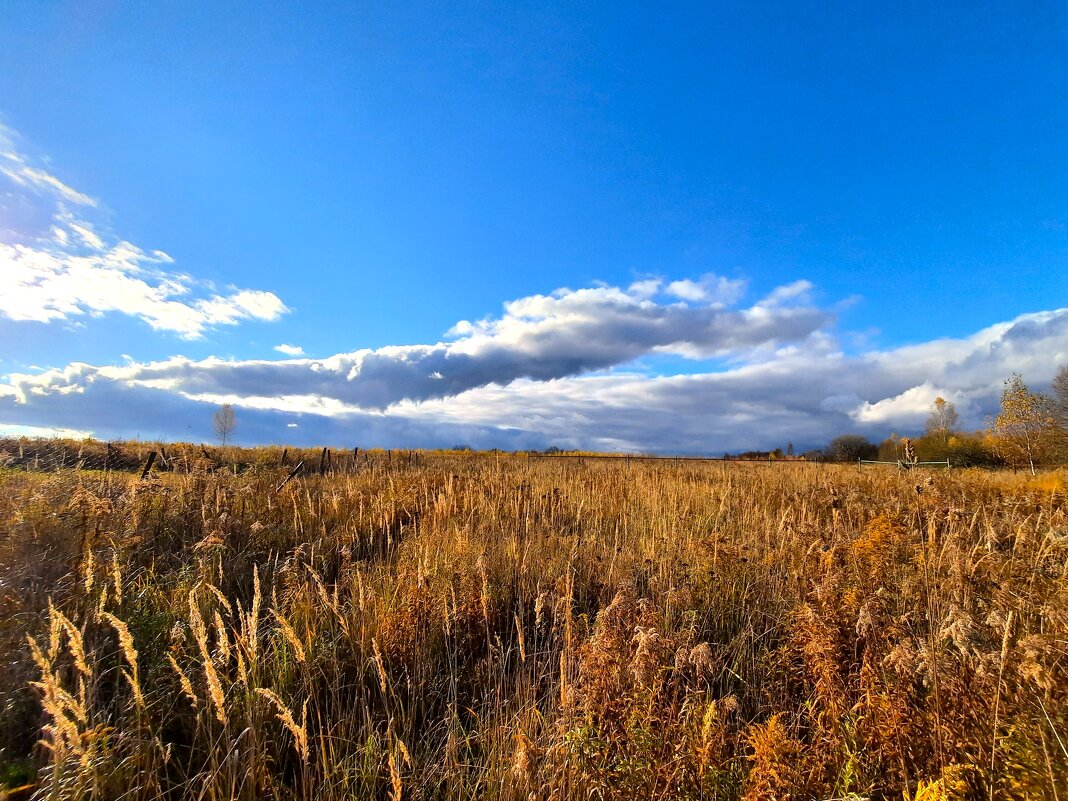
[0,125,287,338]
[2,268,1065,451]
[2,277,830,410]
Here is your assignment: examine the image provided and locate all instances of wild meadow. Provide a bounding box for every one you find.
[0,446,1066,800]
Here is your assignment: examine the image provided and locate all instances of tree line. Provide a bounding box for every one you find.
[207,366,1068,472]
[812,366,1068,473]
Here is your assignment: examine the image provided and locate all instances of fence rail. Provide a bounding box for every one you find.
[0,438,437,477]
[859,459,952,469]
[529,452,833,465]
[2,439,833,474]
[4,437,1062,476]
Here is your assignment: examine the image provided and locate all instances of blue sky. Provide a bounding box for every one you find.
[1,2,1066,451]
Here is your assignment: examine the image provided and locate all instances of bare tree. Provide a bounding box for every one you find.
[213,404,236,446]
[1053,363,1068,458]
[1054,363,1068,429]
[827,434,878,462]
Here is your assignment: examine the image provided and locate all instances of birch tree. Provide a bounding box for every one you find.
[990,374,1056,475]
[925,396,959,444]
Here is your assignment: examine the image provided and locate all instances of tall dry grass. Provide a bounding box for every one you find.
[0,454,1065,799]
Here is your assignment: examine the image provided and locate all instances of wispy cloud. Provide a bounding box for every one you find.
[664,274,746,305]
[0,422,93,439]
[274,343,305,356]
[0,125,288,338]
[0,127,97,207]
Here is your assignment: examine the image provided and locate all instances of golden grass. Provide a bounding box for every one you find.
[0,453,1065,799]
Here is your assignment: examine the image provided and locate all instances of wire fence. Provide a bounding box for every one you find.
[0,439,866,475]
[530,453,843,465]
[0,438,449,480]
[2,437,1061,479]
[0,438,142,473]
[859,459,952,469]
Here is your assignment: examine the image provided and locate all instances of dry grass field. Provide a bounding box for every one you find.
[1,449,1066,800]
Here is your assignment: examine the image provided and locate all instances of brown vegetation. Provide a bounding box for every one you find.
[1,450,1066,799]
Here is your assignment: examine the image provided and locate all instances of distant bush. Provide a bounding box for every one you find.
[878,432,1003,467]
[826,434,878,462]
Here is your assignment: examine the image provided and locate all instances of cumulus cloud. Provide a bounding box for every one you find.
[0,125,288,338]
[274,344,305,356]
[1,266,1065,452]
[2,278,831,414]
[398,307,1068,451]
[849,383,949,425]
[0,375,539,450]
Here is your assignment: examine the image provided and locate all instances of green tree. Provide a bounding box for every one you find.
[990,374,1056,475]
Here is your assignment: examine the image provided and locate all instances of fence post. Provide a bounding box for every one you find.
[276,461,304,493]
[140,451,157,480]
[319,447,329,474]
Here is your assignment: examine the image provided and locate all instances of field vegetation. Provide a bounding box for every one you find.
[1,445,1066,800]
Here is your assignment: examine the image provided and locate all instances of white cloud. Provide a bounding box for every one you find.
[0,125,288,338]
[665,274,746,305]
[628,278,662,298]
[0,422,92,439]
[1,269,1065,452]
[274,343,305,356]
[757,279,814,306]
[849,382,949,425]
[0,126,97,207]
[0,278,831,412]
[397,307,1068,451]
